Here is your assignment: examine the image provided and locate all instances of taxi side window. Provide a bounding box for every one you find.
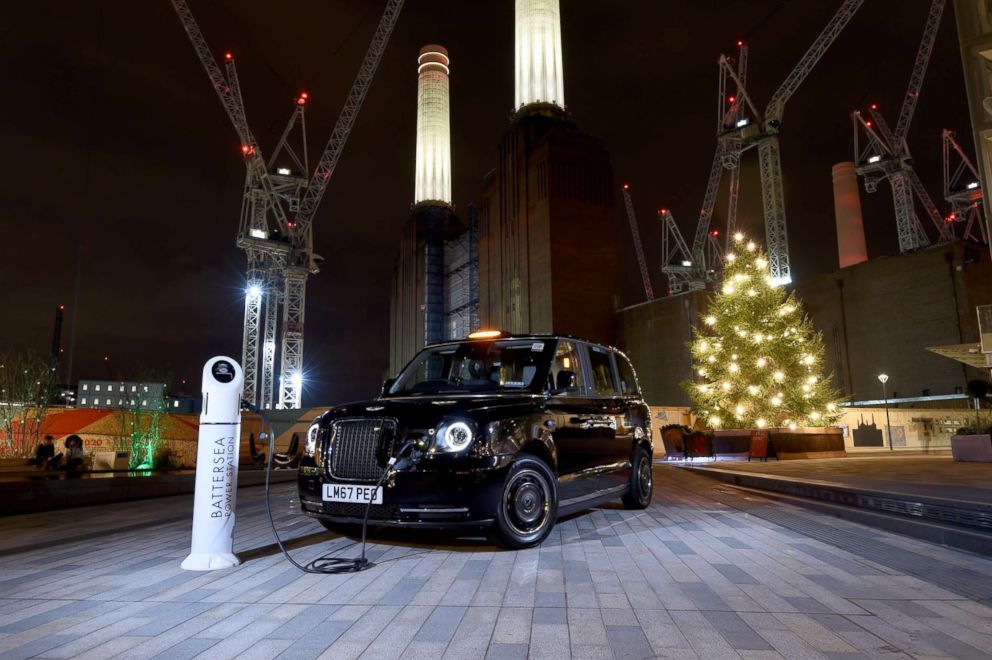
[615,353,639,396]
[587,345,619,397]
[549,340,585,394]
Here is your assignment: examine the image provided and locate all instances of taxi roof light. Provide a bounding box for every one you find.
[468,329,503,339]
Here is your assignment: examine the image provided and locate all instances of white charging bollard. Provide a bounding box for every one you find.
[181,356,244,571]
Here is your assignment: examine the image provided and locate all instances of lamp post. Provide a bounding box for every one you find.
[877,373,892,450]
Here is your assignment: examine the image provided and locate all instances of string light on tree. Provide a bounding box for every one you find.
[684,232,842,430]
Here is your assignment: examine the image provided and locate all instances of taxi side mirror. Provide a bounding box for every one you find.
[380,378,396,397]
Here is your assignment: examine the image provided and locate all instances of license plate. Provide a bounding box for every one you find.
[322,483,383,505]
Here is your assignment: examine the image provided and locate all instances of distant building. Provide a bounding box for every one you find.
[75,380,196,412]
[477,109,617,345]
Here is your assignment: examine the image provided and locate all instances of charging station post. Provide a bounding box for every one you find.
[181,356,244,571]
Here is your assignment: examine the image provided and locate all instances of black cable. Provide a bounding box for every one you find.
[247,401,412,574]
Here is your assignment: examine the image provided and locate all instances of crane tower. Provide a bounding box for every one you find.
[851,0,955,253]
[172,0,404,409]
[713,0,864,284]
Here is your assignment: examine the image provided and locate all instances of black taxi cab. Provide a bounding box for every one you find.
[298,331,653,548]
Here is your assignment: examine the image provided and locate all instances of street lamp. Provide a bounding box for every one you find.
[877,373,893,451]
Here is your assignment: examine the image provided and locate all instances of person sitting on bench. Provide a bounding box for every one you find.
[64,435,84,477]
[30,436,56,469]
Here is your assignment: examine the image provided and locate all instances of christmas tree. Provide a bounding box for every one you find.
[685,232,842,430]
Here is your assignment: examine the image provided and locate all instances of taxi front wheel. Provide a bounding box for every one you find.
[490,456,558,549]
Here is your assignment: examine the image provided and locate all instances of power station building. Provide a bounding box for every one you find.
[390,0,617,371]
[389,46,477,374]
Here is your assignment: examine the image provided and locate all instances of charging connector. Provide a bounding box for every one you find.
[248,402,418,574]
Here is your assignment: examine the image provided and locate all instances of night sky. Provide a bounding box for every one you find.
[0,1,972,406]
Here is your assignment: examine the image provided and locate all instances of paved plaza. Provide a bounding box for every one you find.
[2,466,992,659]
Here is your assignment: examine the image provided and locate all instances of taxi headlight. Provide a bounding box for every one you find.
[435,420,474,453]
[305,421,320,456]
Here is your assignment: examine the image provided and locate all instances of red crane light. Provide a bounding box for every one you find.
[622,183,629,190]
[297,91,309,105]
[241,144,254,156]
[870,103,878,111]
[728,95,736,104]
[224,52,233,61]
[865,121,872,128]
[710,229,720,237]
[659,208,668,216]
[737,40,744,47]
[58,304,64,311]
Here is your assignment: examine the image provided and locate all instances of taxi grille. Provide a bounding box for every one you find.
[325,418,396,482]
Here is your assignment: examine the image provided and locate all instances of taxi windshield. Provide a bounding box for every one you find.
[389,339,553,395]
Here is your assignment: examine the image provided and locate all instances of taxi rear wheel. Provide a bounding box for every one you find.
[490,456,558,549]
[622,446,653,509]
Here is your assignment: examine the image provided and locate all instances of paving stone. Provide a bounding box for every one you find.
[605,624,654,659]
[484,643,528,659]
[150,637,219,659]
[413,605,465,642]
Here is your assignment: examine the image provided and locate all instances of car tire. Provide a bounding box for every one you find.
[490,455,558,549]
[622,446,653,509]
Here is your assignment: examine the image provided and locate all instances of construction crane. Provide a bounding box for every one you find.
[277,0,403,409]
[716,0,864,284]
[621,185,654,301]
[659,41,749,293]
[658,208,696,295]
[658,208,721,295]
[173,0,404,409]
[172,0,308,408]
[851,0,954,253]
[943,129,989,243]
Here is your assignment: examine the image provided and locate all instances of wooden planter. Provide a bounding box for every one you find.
[711,427,846,460]
[950,434,992,462]
[769,427,846,460]
[712,430,752,460]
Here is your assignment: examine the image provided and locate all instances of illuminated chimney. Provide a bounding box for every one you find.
[414,45,451,206]
[832,162,868,268]
[515,0,565,110]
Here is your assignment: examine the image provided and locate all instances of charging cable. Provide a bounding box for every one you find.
[246,401,417,574]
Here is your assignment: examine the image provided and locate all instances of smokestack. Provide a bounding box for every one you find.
[414,45,451,206]
[515,0,565,111]
[832,161,868,268]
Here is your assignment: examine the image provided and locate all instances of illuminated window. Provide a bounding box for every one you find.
[81,398,87,405]
[82,384,88,391]
[105,398,111,405]
[550,340,585,393]
[131,385,136,392]
[95,384,101,392]
[587,346,619,397]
